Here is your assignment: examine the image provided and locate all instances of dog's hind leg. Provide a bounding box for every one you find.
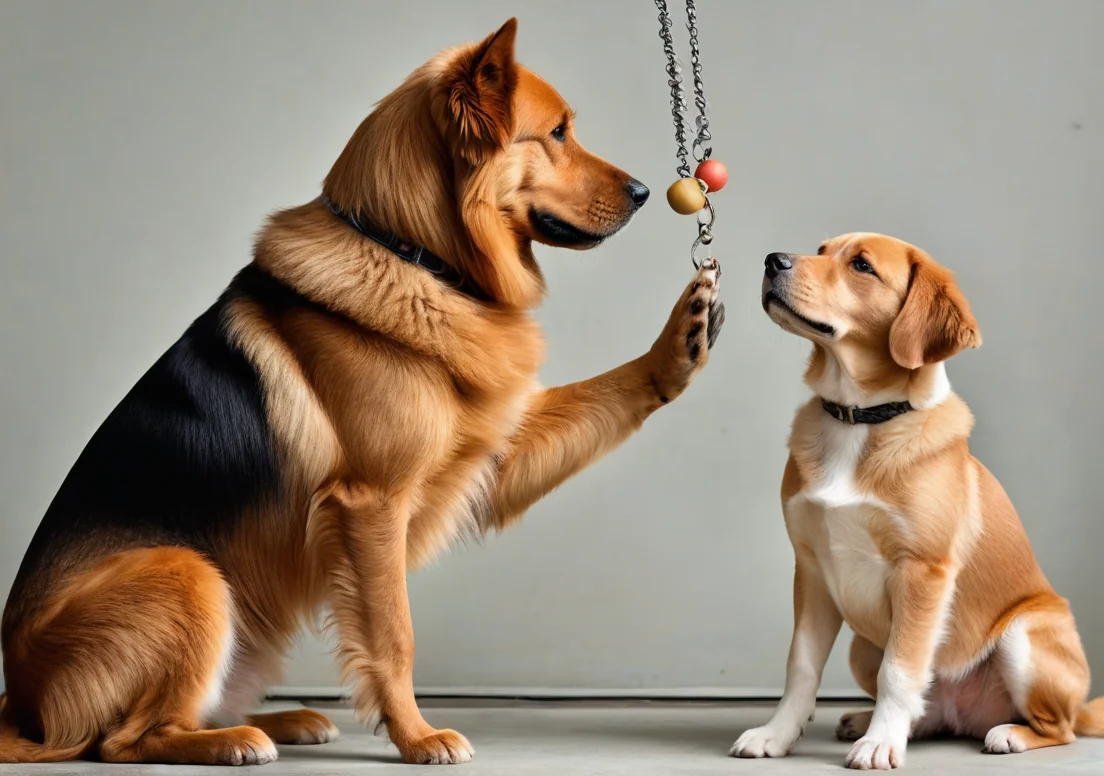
[983,602,1090,754]
[836,635,882,741]
[247,709,340,745]
[4,546,276,765]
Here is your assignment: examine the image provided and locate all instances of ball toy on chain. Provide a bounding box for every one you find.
[654,0,724,267]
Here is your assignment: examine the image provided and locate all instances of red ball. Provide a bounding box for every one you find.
[694,159,728,193]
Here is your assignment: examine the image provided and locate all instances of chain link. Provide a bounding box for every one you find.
[654,0,711,178]
[690,188,716,268]
[655,0,690,178]
[685,0,712,163]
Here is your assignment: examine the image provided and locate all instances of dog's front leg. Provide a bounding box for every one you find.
[309,481,473,764]
[731,552,842,758]
[844,560,955,771]
[483,261,724,529]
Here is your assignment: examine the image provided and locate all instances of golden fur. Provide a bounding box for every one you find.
[732,233,1101,769]
[0,19,724,765]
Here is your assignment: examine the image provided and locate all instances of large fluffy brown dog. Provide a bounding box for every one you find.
[0,19,724,765]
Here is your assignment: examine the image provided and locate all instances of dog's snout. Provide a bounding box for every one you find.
[626,179,650,208]
[765,252,793,279]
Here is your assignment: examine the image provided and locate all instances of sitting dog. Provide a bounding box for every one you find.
[0,19,724,766]
[731,233,1101,769]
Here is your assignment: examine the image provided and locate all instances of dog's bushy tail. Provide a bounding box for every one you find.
[0,693,89,763]
[1076,697,1104,737]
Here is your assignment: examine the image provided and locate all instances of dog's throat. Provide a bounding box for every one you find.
[322,197,489,301]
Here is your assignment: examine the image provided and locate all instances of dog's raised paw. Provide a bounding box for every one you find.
[680,260,722,362]
[647,260,724,404]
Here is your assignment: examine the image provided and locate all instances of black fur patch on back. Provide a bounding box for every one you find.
[5,265,300,608]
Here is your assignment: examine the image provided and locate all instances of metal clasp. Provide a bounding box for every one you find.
[690,195,716,269]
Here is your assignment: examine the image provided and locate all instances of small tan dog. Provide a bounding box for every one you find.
[732,233,1103,769]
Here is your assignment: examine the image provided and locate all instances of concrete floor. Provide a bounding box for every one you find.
[5,700,1104,775]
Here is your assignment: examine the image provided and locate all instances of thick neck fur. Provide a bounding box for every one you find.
[805,342,951,411]
[253,204,544,391]
[322,61,544,309]
[794,344,974,490]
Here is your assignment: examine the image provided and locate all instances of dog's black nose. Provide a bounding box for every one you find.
[626,179,650,208]
[765,252,793,279]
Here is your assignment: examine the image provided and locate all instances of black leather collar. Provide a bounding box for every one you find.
[821,398,914,425]
[322,196,488,302]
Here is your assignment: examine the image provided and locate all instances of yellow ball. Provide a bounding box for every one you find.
[666,177,707,215]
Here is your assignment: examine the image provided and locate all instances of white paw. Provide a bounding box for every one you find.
[983,724,1027,754]
[232,735,279,766]
[246,739,280,765]
[400,729,474,765]
[836,710,873,741]
[729,725,800,758]
[846,734,905,770]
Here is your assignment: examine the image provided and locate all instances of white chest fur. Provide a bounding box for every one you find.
[786,419,894,641]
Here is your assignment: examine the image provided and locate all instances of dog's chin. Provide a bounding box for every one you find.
[528,209,615,249]
[763,292,837,339]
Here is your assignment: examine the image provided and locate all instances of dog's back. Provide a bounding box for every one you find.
[2,266,288,633]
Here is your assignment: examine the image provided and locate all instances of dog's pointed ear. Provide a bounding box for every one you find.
[442,18,518,162]
[889,250,982,369]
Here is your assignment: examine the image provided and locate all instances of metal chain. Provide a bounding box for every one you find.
[654,0,690,178]
[654,0,711,177]
[685,0,712,162]
[655,0,716,268]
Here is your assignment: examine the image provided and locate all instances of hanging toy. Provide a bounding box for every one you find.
[694,158,728,193]
[666,177,707,215]
[655,0,722,268]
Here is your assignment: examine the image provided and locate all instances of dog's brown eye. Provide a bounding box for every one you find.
[551,125,566,142]
[850,257,875,274]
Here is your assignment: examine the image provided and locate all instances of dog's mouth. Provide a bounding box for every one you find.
[763,292,836,337]
[529,209,608,248]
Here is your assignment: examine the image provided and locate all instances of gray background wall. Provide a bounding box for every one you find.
[1,0,1101,697]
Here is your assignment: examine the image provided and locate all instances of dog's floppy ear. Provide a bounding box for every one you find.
[889,250,982,369]
[442,18,518,162]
